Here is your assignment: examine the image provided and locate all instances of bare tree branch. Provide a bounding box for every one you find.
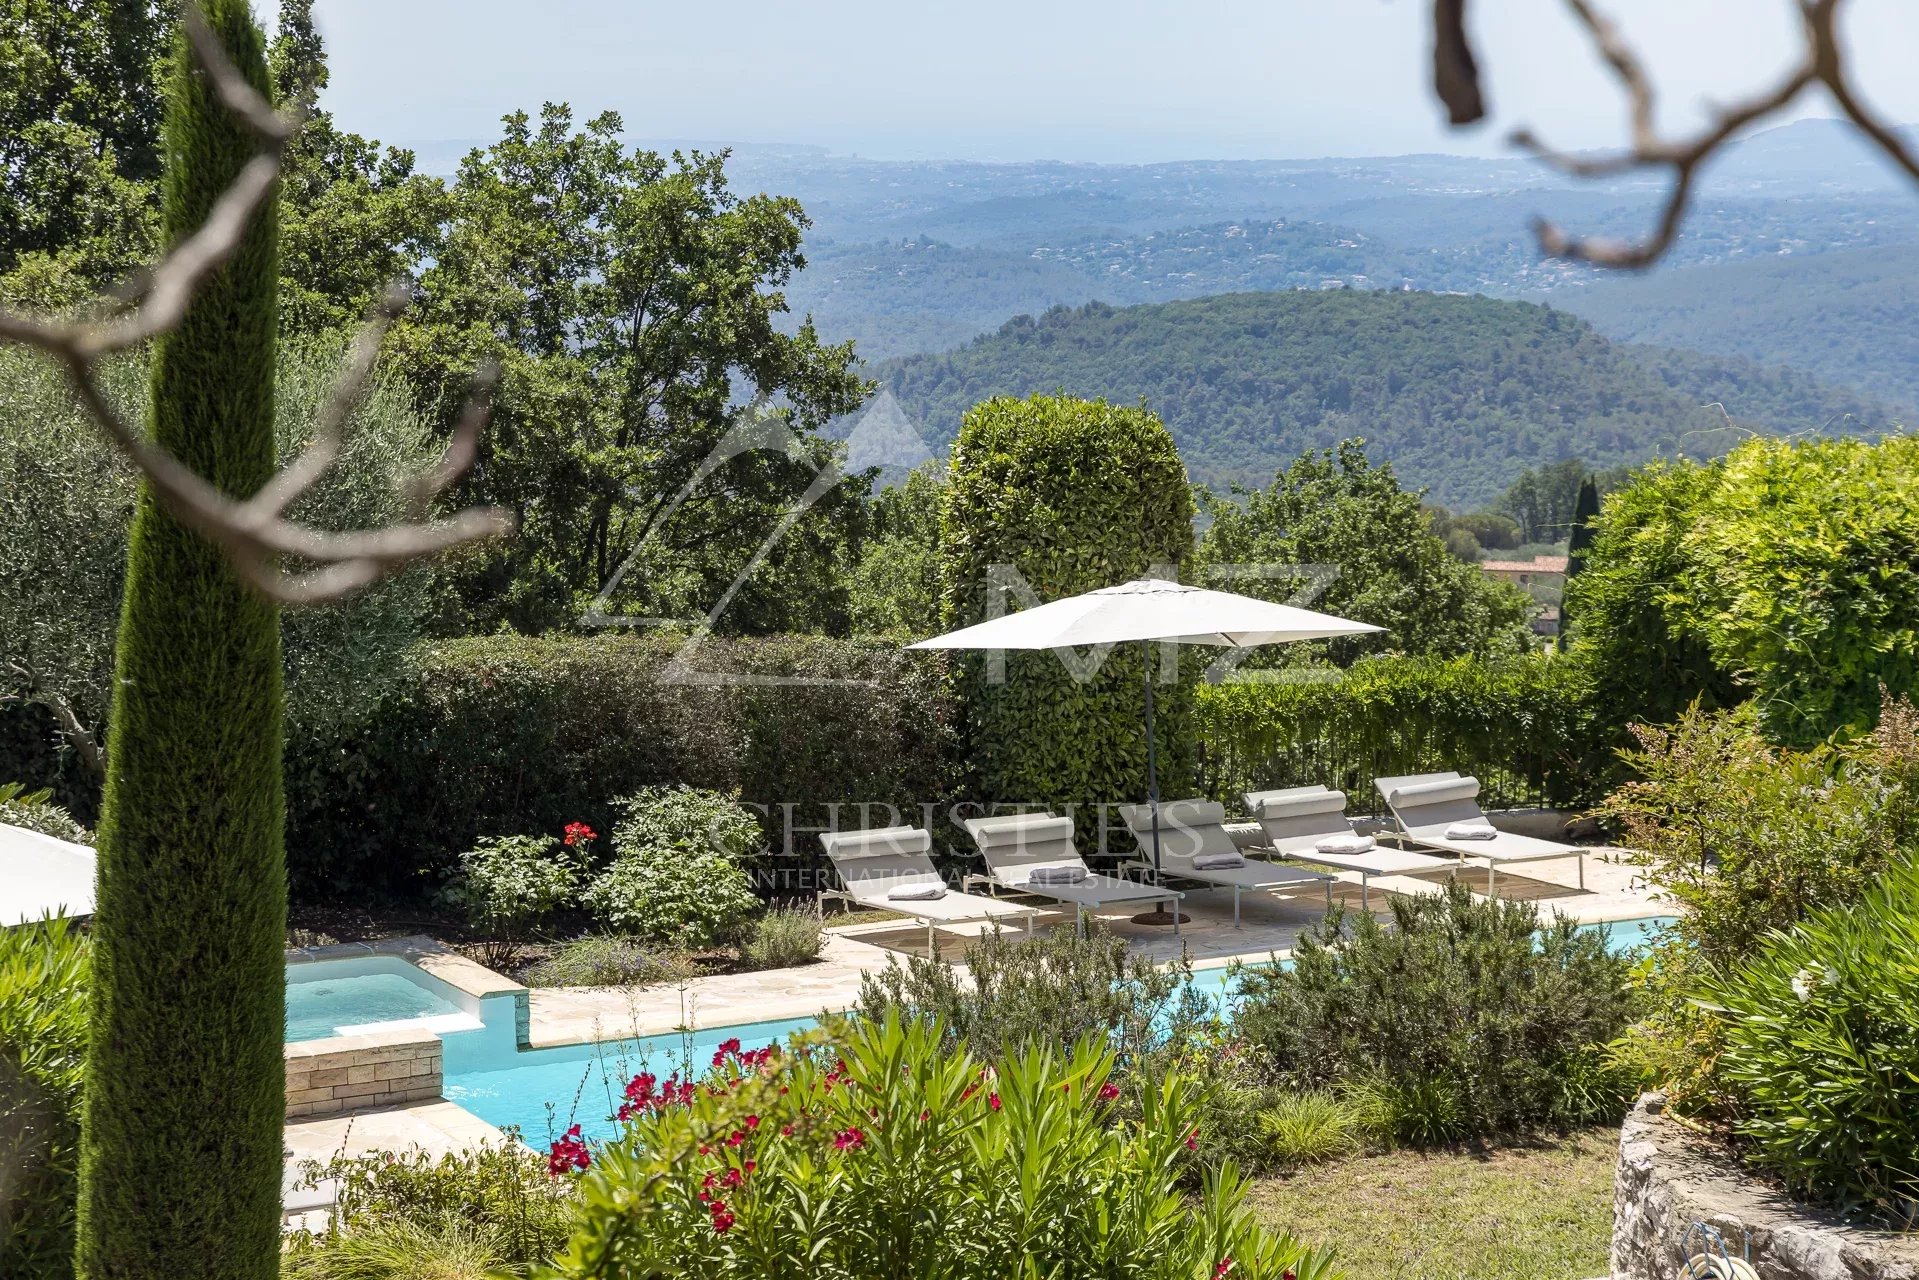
[1465,0,1916,268]
[1432,0,1485,126]
[3,663,105,779]
[0,5,513,605]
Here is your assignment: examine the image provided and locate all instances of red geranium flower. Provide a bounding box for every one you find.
[563,821,597,847]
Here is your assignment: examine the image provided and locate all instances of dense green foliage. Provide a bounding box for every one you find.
[1569,436,1919,744]
[1599,700,1919,970]
[1197,440,1534,661]
[582,788,762,948]
[1196,654,1601,812]
[847,461,946,636]
[941,394,1197,832]
[856,925,1210,1069]
[547,1017,1336,1279]
[387,104,869,633]
[287,1142,572,1280]
[875,291,1893,508]
[75,11,287,1279]
[450,833,589,964]
[0,782,90,844]
[0,0,165,297]
[0,340,445,814]
[0,918,88,1280]
[1233,884,1636,1143]
[282,633,954,900]
[1698,860,1919,1225]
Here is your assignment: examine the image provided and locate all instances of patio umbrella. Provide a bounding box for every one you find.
[909,577,1380,922]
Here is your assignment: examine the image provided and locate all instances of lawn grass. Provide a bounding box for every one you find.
[1247,1128,1617,1280]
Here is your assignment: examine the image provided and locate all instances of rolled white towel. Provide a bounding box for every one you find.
[1315,833,1377,856]
[1190,853,1246,870]
[1445,821,1498,841]
[887,882,947,901]
[1026,865,1090,886]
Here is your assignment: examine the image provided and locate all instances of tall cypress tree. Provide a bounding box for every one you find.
[74,5,285,1279]
[1559,474,1601,651]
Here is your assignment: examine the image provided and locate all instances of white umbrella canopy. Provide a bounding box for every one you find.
[908,577,1381,923]
[906,577,1382,650]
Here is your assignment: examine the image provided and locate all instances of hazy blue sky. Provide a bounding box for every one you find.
[290,1,1919,162]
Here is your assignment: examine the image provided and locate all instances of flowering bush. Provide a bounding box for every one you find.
[451,830,590,963]
[581,788,761,948]
[540,1016,1337,1280]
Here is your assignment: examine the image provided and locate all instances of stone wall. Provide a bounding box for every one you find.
[285,1026,443,1119]
[1612,1094,1919,1280]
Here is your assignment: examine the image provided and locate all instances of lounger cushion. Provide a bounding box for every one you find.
[1445,821,1497,840]
[1191,852,1245,870]
[1387,776,1481,809]
[1315,833,1376,855]
[1027,864,1089,885]
[969,813,1074,849]
[821,826,933,860]
[1249,789,1348,820]
[1119,798,1226,833]
[888,883,948,901]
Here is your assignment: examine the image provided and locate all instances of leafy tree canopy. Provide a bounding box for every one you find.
[388,104,871,633]
[1197,440,1535,662]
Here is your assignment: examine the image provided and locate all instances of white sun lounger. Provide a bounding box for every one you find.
[819,826,1038,954]
[1374,772,1586,898]
[1243,786,1456,908]
[960,811,1182,935]
[1117,798,1333,927]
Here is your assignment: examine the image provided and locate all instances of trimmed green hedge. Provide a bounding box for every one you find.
[286,634,955,899]
[1195,655,1603,813]
[940,394,1197,840]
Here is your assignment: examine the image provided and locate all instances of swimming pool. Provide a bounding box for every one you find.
[285,954,474,1042]
[443,914,1677,1146]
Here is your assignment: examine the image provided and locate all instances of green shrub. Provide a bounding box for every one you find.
[1700,860,1919,1225]
[521,937,691,989]
[0,917,88,1280]
[0,783,91,844]
[283,633,955,900]
[289,1142,571,1273]
[581,788,761,948]
[1196,653,1603,812]
[1258,1092,1358,1167]
[1234,882,1635,1143]
[940,394,1197,841]
[740,908,824,970]
[854,923,1211,1069]
[546,1016,1338,1280]
[1570,437,1919,745]
[283,1218,507,1280]
[450,833,589,963]
[1599,698,1919,968]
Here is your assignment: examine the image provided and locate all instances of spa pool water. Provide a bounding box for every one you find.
[285,956,466,1042]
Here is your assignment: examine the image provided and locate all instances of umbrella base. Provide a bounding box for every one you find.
[1130,908,1190,927]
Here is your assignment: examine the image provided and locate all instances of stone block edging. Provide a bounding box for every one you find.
[1612,1093,1919,1280]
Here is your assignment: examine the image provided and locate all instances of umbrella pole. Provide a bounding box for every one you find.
[1144,638,1161,879]
[1133,639,1188,928]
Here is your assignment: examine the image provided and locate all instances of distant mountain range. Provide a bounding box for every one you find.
[859,290,1902,510]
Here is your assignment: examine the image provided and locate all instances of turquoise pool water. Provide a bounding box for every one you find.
[285,958,465,1042]
[443,914,1677,1147]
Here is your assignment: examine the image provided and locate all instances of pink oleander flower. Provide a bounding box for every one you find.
[834,1126,866,1150]
[546,1125,590,1176]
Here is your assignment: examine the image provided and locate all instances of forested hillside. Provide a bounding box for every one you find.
[869,291,1899,508]
[1553,244,1919,414]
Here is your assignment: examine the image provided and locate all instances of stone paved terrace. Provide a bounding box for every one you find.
[282,839,1663,1216]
